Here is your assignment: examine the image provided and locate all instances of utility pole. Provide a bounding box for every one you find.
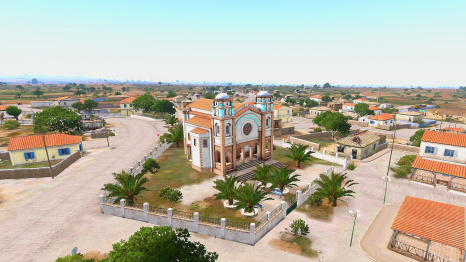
[42,134,53,178]
[439,109,445,130]
[454,112,459,128]
[377,86,380,102]
[385,115,397,182]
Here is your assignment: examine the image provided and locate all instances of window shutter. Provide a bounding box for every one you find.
[58,149,63,156]
[453,150,457,157]
[30,152,35,159]
[433,147,437,154]
[424,147,429,153]
[24,152,29,159]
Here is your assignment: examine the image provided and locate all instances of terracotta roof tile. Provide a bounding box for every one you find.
[190,127,209,134]
[412,156,466,178]
[55,97,70,101]
[8,134,82,151]
[120,97,136,104]
[369,113,394,121]
[369,106,381,110]
[0,105,8,111]
[185,116,212,129]
[167,97,174,101]
[354,98,368,101]
[189,111,212,119]
[443,127,462,132]
[273,104,284,110]
[310,95,322,98]
[344,103,355,107]
[249,91,258,93]
[391,196,465,250]
[187,98,213,111]
[421,130,466,147]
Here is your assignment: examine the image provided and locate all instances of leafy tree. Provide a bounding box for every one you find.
[158,187,183,203]
[290,219,310,237]
[32,88,44,97]
[3,120,20,130]
[213,175,241,206]
[344,94,352,100]
[31,78,39,84]
[353,94,362,100]
[15,85,25,91]
[167,90,177,98]
[75,90,86,96]
[354,103,375,117]
[151,99,176,118]
[141,158,160,174]
[273,92,281,99]
[102,170,149,206]
[204,93,215,99]
[234,183,272,214]
[62,85,72,91]
[132,94,157,113]
[269,166,300,191]
[321,95,332,103]
[312,112,351,139]
[391,154,417,178]
[323,82,331,88]
[164,124,183,147]
[15,93,22,98]
[409,129,426,147]
[5,105,22,120]
[285,143,314,168]
[314,172,357,207]
[82,99,98,112]
[55,253,93,262]
[33,106,83,134]
[251,163,272,187]
[304,99,318,108]
[105,226,218,261]
[71,102,84,112]
[164,114,178,126]
[114,91,122,95]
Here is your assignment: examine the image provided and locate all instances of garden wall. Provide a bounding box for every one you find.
[348,120,369,127]
[388,144,419,153]
[288,129,360,152]
[0,152,10,161]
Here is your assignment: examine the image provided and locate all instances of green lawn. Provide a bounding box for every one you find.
[273,146,337,168]
[0,159,62,169]
[305,137,334,147]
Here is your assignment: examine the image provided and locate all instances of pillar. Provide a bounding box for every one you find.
[193,212,199,233]
[143,203,149,222]
[249,223,256,245]
[296,190,303,207]
[99,195,104,213]
[432,172,437,187]
[266,211,272,230]
[241,149,244,164]
[335,153,339,162]
[220,218,226,239]
[323,149,326,155]
[250,146,253,161]
[120,199,126,217]
[167,208,173,227]
[281,201,287,219]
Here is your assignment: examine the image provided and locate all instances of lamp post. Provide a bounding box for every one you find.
[349,209,361,247]
[382,176,391,204]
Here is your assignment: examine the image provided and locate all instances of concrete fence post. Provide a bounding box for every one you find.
[99,195,104,213]
[323,149,326,155]
[144,155,147,161]
[343,161,347,171]
[281,201,287,219]
[155,146,158,152]
[335,153,339,162]
[129,167,133,174]
[331,166,335,173]
[296,190,303,207]
[167,208,173,227]
[138,160,141,167]
[250,223,256,245]
[311,146,314,151]
[143,203,149,222]
[220,218,226,239]
[120,199,126,217]
[193,212,199,233]
[282,138,284,144]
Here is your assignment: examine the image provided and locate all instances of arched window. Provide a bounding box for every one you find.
[216,151,221,163]
[266,116,271,128]
[215,123,220,136]
[226,123,231,136]
[226,152,231,163]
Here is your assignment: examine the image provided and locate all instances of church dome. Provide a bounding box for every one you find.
[215,93,230,100]
[257,91,271,97]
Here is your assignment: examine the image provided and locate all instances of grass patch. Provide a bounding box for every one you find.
[189,197,256,223]
[273,146,337,168]
[0,159,62,169]
[269,232,319,258]
[297,201,333,221]
[305,138,334,147]
[0,125,35,145]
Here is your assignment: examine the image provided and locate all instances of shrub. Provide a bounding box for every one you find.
[292,112,298,116]
[346,115,354,120]
[417,120,425,124]
[3,120,20,130]
[107,131,115,137]
[391,154,416,178]
[290,219,310,237]
[444,117,451,122]
[55,253,94,262]
[158,187,183,202]
[142,158,160,174]
[313,127,322,132]
[307,193,323,207]
[25,113,33,118]
[346,163,356,170]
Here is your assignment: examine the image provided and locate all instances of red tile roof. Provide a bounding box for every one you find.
[354,98,368,101]
[391,196,465,250]
[120,97,136,104]
[443,127,462,132]
[310,95,322,99]
[249,91,258,93]
[167,97,174,101]
[54,97,70,101]
[185,116,212,129]
[190,127,209,134]
[0,105,8,111]
[369,113,394,121]
[273,104,284,110]
[188,98,213,111]
[412,156,466,178]
[369,106,381,110]
[8,134,82,151]
[247,101,254,107]
[344,103,355,107]
[421,130,466,147]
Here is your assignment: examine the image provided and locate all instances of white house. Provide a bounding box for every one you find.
[353,98,369,104]
[309,95,322,102]
[380,103,393,109]
[367,113,394,127]
[342,103,355,111]
[54,97,82,107]
[369,106,382,115]
[248,90,258,96]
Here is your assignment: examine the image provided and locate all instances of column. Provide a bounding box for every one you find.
[250,146,253,161]
[296,190,303,207]
[249,223,256,245]
[143,203,149,222]
[99,195,104,213]
[167,208,173,227]
[266,211,272,230]
[120,199,126,217]
[281,201,287,219]
[193,212,199,233]
[241,149,244,164]
[220,218,226,239]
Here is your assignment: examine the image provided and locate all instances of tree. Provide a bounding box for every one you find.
[3,120,21,130]
[5,105,22,120]
[251,163,272,187]
[290,219,310,237]
[102,170,149,206]
[158,187,183,203]
[314,172,357,207]
[321,95,332,103]
[164,114,178,126]
[31,78,39,84]
[273,92,281,99]
[15,93,21,98]
[82,99,98,112]
[115,91,122,95]
[353,94,362,99]
[204,93,215,99]
[354,103,375,117]
[269,166,300,191]
[167,90,177,98]
[164,124,183,147]
[75,90,86,97]
[323,82,331,88]
[33,106,83,134]
[409,129,426,147]
[152,99,176,118]
[55,253,93,262]
[62,85,72,91]
[304,99,318,108]
[285,143,314,168]
[132,94,157,113]
[213,175,241,206]
[105,226,218,261]
[71,102,84,112]
[141,158,161,174]
[32,88,44,97]
[312,112,351,139]
[235,183,272,214]
[344,94,352,100]
[15,85,25,91]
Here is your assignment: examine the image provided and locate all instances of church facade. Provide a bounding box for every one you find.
[182,91,274,175]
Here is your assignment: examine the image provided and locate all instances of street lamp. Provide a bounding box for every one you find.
[382,176,392,204]
[349,209,361,247]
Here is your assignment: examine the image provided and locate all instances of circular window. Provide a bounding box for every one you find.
[243,123,252,136]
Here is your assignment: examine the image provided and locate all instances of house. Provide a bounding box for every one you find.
[272,104,292,122]
[328,102,343,110]
[309,106,331,116]
[396,111,423,122]
[409,130,466,192]
[7,133,83,166]
[0,105,8,117]
[388,196,466,262]
[353,98,368,104]
[119,97,142,116]
[369,106,382,115]
[30,101,52,108]
[188,93,203,101]
[367,113,394,127]
[182,91,274,175]
[334,130,385,160]
[309,95,322,102]
[248,90,258,96]
[380,103,392,108]
[342,103,355,111]
[54,97,81,107]
[293,89,300,94]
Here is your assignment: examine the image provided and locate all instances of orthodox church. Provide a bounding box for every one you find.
[181,91,274,175]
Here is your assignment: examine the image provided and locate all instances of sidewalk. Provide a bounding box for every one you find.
[359,205,412,262]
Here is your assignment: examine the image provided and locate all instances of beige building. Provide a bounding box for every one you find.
[396,111,423,122]
[120,97,142,116]
[54,97,81,107]
[309,106,331,116]
[272,104,292,122]
[334,131,385,160]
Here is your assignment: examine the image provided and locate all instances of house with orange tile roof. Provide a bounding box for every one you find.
[409,130,466,193]
[7,133,83,166]
[342,103,355,111]
[247,90,258,96]
[119,97,142,116]
[54,97,81,108]
[309,95,323,102]
[368,106,382,115]
[367,113,394,127]
[272,104,292,122]
[182,91,274,175]
[353,98,368,104]
[388,196,466,262]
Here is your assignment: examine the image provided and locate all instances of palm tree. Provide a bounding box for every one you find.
[313,172,358,207]
[165,114,178,126]
[285,143,314,168]
[102,170,149,206]
[269,166,300,192]
[165,124,184,148]
[235,183,272,214]
[213,176,241,206]
[251,163,271,187]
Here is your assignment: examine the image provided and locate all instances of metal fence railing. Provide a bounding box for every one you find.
[148,206,168,216]
[450,181,466,193]
[413,173,434,184]
[125,202,144,210]
[285,193,297,206]
[270,205,282,219]
[199,215,221,226]
[255,215,268,232]
[390,240,455,262]
[301,185,310,195]
[225,220,250,231]
[172,210,194,221]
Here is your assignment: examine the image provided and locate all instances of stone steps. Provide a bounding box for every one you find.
[235,161,285,182]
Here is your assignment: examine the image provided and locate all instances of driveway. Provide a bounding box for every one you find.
[0,117,167,261]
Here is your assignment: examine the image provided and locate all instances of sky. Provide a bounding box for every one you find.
[0,0,465,86]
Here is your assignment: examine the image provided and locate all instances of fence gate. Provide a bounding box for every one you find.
[286,201,297,215]
[286,194,298,215]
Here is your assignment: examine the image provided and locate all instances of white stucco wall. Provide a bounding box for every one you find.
[235,112,261,143]
[420,141,466,165]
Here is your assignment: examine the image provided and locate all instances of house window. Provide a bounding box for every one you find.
[425,146,437,154]
[373,144,376,150]
[24,152,35,160]
[214,123,220,136]
[226,123,231,136]
[444,149,456,157]
[130,104,133,107]
[203,140,208,148]
[188,133,190,140]
[193,139,197,146]
[124,104,127,108]
[58,148,70,155]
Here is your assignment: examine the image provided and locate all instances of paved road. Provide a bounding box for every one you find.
[0,117,167,261]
